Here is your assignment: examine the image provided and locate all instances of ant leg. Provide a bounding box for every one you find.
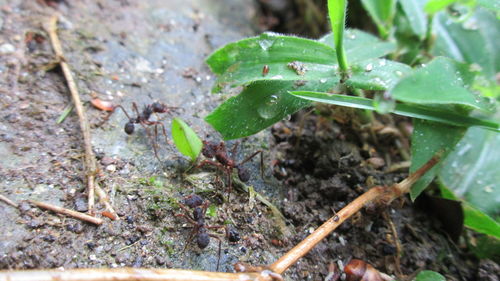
[230,141,240,156]
[239,150,264,179]
[182,227,198,252]
[208,234,222,271]
[197,159,224,170]
[113,105,134,120]
[174,213,196,225]
[137,121,161,161]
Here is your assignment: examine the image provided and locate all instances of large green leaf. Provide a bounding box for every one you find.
[432,8,500,78]
[346,58,412,90]
[360,0,396,38]
[398,0,428,39]
[206,33,338,91]
[319,29,397,63]
[409,120,467,200]
[205,80,337,140]
[439,126,500,218]
[290,91,500,130]
[390,57,494,113]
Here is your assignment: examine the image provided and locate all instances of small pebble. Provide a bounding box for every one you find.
[0,43,15,54]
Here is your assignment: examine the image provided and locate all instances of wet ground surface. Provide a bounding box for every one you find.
[0,0,282,274]
[0,1,498,280]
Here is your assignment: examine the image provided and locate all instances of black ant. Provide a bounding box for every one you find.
[198,140,263,195]
[114,102,177,160]
[175,194,240,271]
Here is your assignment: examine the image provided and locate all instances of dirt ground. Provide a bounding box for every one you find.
[0,0,498,280]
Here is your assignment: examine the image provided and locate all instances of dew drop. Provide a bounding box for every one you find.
[365,63,373,72]
[373,92,395,114]
[319,78,327,84]
[395,70,403,77]
[379,59,386,66]
[257,94,280,119]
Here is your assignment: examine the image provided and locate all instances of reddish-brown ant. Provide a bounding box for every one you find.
[198,141,263,195]
[114,102,177,160]
[175,194,240,271]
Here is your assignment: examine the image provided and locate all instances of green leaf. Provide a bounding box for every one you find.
[319,29,397,63]
[476,0,500,14]
[424,0,457,14]
[409,120,466,200]
[390,57,494,113]
[205,80,337,140]
[439,126,500,218]
[346,58,412,90]
[206,205,217,218]
[469,235,500,260]
[206,33,338,91]
[432,8,500,78]
[438,182,500,237]
[171,118,203,161]
[414,270,446,281]
[360,0,396,38]
[328,0,349,71]
[290,91,500,130]
[399,0,428,39]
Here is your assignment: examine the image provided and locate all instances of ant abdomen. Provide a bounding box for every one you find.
[237,166,250,182]
[197,229,210,249]
[124,122,135,135]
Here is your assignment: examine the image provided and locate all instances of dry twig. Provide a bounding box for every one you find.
[45,15,116,218]
[0,268,268,281]
[0,194,18,208]
[29,200,103,225]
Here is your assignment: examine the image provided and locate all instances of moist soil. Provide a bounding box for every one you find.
[0,1,498,281]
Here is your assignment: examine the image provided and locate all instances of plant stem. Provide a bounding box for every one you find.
[327,0,349,77]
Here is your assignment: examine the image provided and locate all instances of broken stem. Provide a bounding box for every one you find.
[269,154,440,274]
[29,200,103,225]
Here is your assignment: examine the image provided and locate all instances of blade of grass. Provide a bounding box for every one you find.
[56,104,73,124]
[328,0,349,74]
[291,91,500,131]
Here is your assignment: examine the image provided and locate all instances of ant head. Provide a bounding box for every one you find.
[237,166,250,182]
[183,194,204,208]
[227,226,240,242]
[152,102,167,113]
[124,122,135,135]
[201,141,217,158]
[196,229,210,249]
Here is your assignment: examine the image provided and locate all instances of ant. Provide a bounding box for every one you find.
[114,102,177,160]
[175,194,240,271]
[198,140,263,195]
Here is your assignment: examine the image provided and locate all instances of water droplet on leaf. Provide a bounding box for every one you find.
[373,92,395,114]
[257,94,280,119]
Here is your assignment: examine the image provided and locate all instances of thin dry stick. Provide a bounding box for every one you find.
[0,268,266,281]
[95,182,118,220]
[29,200,103,225]
[0,194,18,208]
[45,15,117,218]
[269,155,440,274]
[383,211,403,277]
